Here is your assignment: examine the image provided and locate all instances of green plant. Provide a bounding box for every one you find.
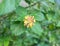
[0,0,60,46]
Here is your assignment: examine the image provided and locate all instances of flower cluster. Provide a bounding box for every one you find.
[24,15,36,28]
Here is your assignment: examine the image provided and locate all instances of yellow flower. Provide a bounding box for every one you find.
[24,15,36,28]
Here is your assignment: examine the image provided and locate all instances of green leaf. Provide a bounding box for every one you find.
[35,13,45,21]
[15,6,27,21]
[0,42,3,46]
[13,39,23,46]
[0,0,20,15]
[56,21,60,27]
[4,36,11,46]
[10,22,26,36]
[0,41,3,46]
[4,40,9,46]
[31,22,43,36]
[49,0,55,3]
[0,37,3,46]
[37,43,49,46]
[29,9,45,21]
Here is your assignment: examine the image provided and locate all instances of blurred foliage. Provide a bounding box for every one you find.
[0,0,60,46]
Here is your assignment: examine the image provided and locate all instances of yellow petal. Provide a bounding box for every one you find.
[25,16,29,19]
[29,23,33,28]
[34,19,36,22]
[24,20,28,24]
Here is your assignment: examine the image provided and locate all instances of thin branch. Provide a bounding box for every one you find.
[26,1,40,8]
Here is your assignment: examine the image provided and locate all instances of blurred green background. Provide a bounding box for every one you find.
[0,0,60,46]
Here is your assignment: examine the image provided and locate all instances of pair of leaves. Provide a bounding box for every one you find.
[11,6,45,21]
[10,21,43,37]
